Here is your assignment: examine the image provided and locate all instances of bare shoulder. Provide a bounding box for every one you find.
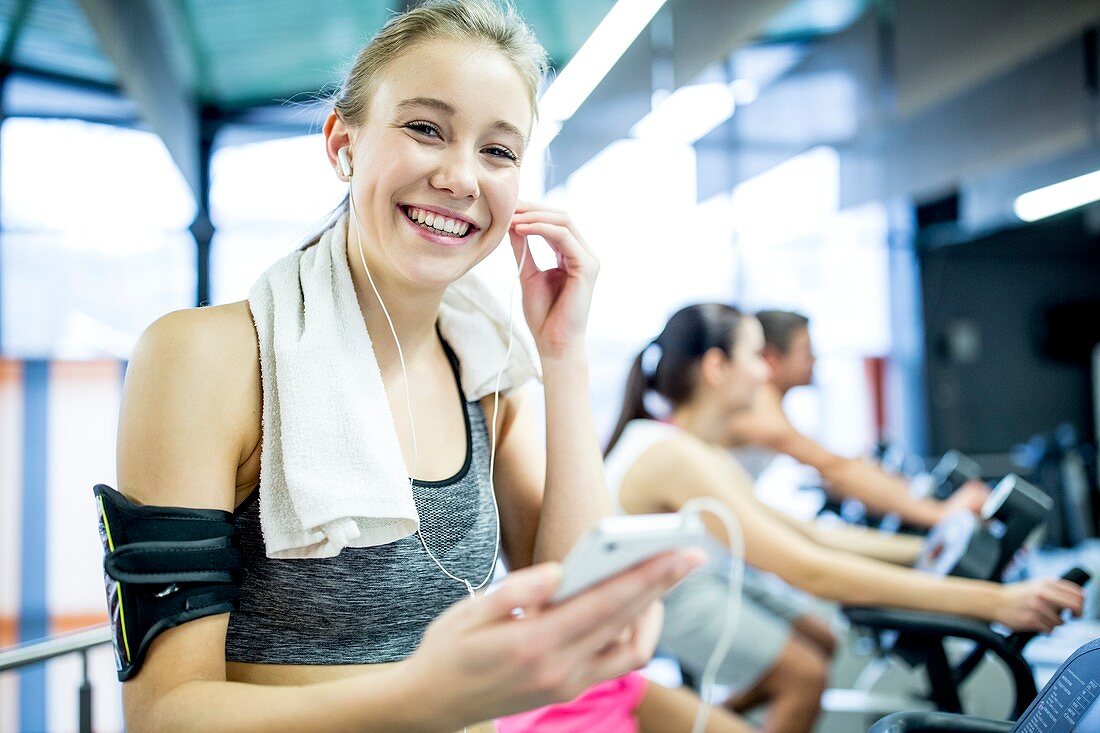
[619,431,718,512]
[632,431,717,477]
[118,301,260,511]
[622,430,751,514]
[133,300,257,361]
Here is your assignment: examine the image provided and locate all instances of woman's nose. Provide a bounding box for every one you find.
[430,148,480,200]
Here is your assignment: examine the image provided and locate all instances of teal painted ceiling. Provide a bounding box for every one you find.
[0,0,622,109]
[0,0,870,112]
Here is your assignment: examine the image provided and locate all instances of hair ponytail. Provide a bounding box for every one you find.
[605,303,745,456]
[604,350,655,456]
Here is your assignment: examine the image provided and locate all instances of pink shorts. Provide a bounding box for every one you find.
[495,672,649,733]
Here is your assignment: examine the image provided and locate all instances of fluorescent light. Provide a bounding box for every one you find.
[1014,168,1100,222]
[538,0,667,126]
[630,82,736,145]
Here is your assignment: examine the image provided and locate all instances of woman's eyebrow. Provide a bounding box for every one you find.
[492,120,528,145]
[396,96,455,116]
[396,97,528,144]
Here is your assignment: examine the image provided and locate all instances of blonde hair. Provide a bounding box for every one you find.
[302,0,547,249]
[336,0,547,126]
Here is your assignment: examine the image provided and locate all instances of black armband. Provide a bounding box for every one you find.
[93,484,244,681]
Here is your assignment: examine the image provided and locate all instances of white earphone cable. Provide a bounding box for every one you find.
[678,497,745,733]
[346,175,525,598]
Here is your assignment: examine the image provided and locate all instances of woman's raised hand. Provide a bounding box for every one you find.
[509,202,598,358]
[399,550,702,730]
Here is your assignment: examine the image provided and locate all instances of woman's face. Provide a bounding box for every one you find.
[725,317,770,410]
[337,39,533,290]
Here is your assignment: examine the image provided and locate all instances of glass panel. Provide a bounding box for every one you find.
[1,230,194,359]
[210,133,344,228]
[734,148,891,458]
[1,118,194,231]
[210,225,311,305]
[1,118,196,358]
[547,138,740,436]
[208,133,345,304]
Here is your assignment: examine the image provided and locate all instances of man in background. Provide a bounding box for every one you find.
[726,310,987,528]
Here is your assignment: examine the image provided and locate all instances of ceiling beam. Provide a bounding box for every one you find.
[894,0,1100,117]
[840,36,1094,210]
[77,0,202,203]
[692,9,882,201]
[0,0,35,66]
[670,0,793,87]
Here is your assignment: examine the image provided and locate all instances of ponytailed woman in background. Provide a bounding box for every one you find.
[603,304,1084,733]
[104,3,701,732]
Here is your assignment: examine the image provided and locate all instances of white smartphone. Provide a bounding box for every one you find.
[550,513,708,603]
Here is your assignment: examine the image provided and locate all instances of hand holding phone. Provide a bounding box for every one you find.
[551,513,707,603]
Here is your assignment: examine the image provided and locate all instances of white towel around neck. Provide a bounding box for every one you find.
[247,214,540,559]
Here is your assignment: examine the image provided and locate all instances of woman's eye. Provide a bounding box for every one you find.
[405,121,441,138]
[484,146,518,162]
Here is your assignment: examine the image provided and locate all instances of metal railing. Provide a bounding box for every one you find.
[0,624,113,733]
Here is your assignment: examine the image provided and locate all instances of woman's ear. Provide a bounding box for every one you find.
[698,347,729,388]
[323,112,352,180]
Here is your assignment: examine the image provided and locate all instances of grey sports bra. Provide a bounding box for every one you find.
[224,343,498,665]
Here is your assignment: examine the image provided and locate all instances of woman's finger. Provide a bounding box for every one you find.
[1042,581,1084,615]
[530,552,677,639]
[629,602,664,658]
[508,227,540,281]
[511,210,594,257]
[513,200,567,217]
[511,210,575,232]
[584,634,652,682]
[457,563,563,631]
[511,222,594,271]
[545,550,699,653]
[1034,603,1063,631]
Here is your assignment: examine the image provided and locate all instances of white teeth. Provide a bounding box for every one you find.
[405,206,472,236]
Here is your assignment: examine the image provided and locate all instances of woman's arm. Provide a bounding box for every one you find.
[731,400,950,528]
[117,307,439,733]
[803,522,924,565]
[752,499,924,566]
[711,448,923,566]
[503,204,614,564]
[621,435,1082,631]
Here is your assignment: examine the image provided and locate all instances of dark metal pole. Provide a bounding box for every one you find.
[78,648,93,733]
[192,105,221,307]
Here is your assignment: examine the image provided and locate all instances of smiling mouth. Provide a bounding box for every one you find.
[402,206,475,238]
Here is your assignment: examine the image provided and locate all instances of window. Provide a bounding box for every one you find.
[1,119,195,358]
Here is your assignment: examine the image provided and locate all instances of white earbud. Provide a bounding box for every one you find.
[337,146,353,179]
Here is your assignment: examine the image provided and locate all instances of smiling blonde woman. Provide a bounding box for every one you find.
[106,3,700,732]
